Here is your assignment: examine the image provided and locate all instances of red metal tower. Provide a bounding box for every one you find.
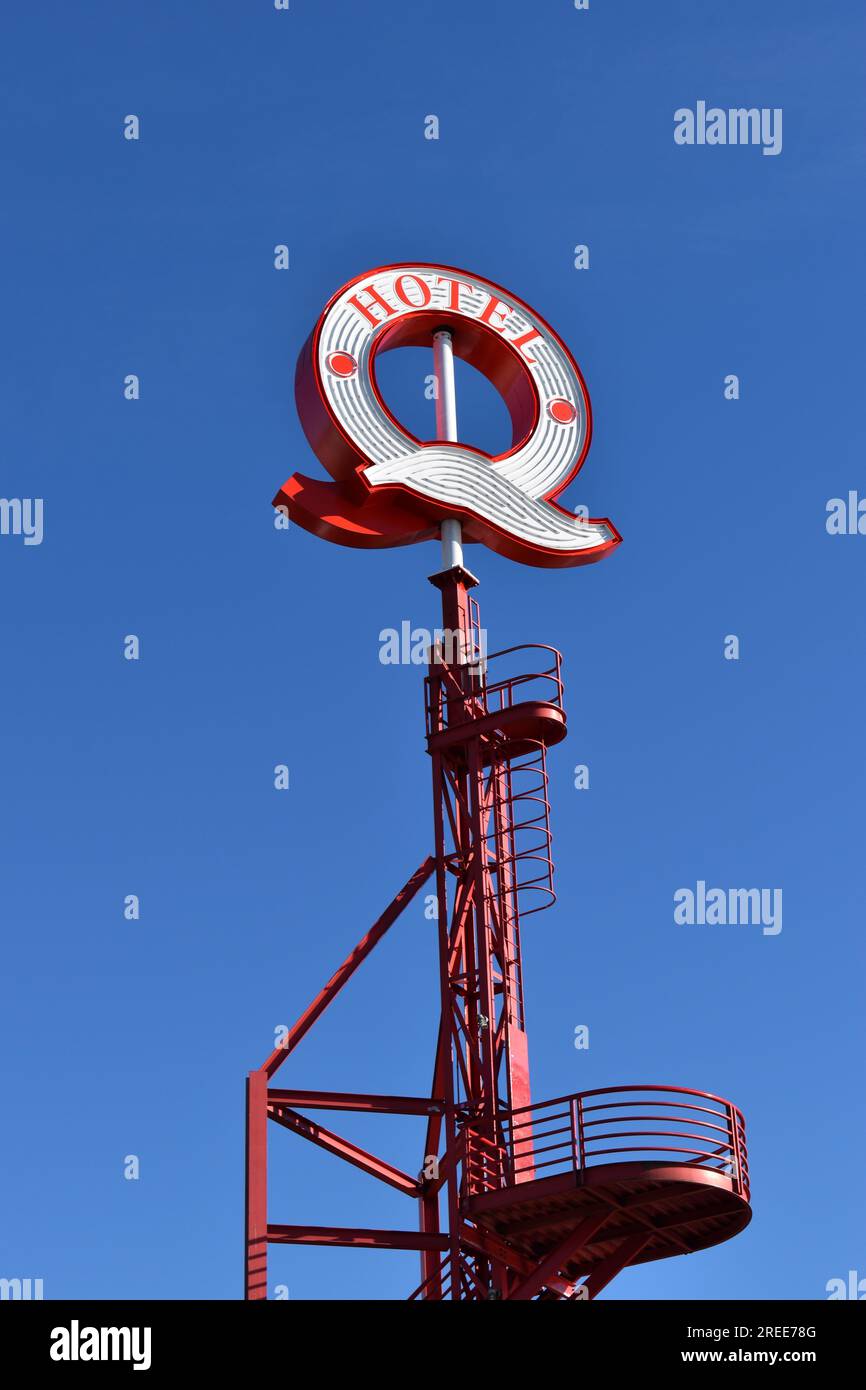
[246,269,752,1300]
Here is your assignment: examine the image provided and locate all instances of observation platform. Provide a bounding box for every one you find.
[425,643,568,761]
[462,1086,751,1289]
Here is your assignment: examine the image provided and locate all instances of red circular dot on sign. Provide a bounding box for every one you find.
[548,398,577,424]
[327,352,357,378]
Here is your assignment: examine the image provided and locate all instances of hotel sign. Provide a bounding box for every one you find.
[276,264,620,568]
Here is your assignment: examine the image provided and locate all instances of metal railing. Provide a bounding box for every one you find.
[424,643,564,739]
[425,642,564,926]
[482,743,555,922]
[464,1085,750,1202]
[481,644,564,720]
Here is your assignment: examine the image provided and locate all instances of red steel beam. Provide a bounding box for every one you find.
[418,1017,452,1299]
[583,1232,651,1300]
[268,1224,448,1252]
[244,1070,268,1300]
[460,1222,538,1275]
[508,1210,611,1301]
[422,1128,465,1195]
[259,856,435,1078]
[459,1227,579,1300]
[269,1088,444,1117]
[423,1018,449,1159]
[269,1105,421,1197]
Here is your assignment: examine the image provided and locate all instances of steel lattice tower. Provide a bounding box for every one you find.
[245,274,752,1301]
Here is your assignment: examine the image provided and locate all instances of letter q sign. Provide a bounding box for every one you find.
[274,263,621,568]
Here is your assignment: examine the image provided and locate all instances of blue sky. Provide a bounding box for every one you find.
[1,0,864,1300]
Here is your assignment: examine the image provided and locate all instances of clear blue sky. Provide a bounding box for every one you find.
[1,1,864,1300]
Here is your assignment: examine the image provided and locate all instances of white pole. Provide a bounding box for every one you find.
[433,329,464,570]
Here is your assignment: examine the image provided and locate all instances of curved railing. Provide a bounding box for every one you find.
[482,644,564,718]
[424,642,564,738]
[465,1085,750,1202]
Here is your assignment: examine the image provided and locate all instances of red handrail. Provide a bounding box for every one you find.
[424,642,564,737]
[464,1084,750,1202]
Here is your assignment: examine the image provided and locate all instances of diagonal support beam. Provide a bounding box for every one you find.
[460,1222,536,1275]
[421,1129,465,1196]
[459,1225,580,1299]
[582,1232,652,1300]
[269,1104,421,1197]
[259,856,435,1078]
[508,1210,611,1301]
